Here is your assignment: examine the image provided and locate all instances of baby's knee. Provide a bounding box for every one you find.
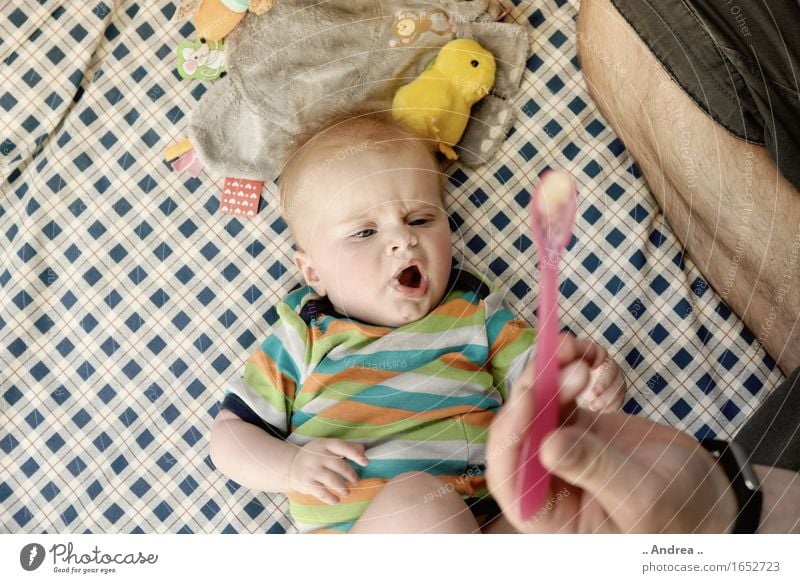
[352,471,478,533]
[382,471,449,505]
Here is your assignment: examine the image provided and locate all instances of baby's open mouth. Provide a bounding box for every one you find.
[391,261,428,298]
[397,265,422,288]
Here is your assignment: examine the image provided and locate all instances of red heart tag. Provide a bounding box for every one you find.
[220,177,262,217]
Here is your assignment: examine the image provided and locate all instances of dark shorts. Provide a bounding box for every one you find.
[736,366,800,471]
[610,0,800,191]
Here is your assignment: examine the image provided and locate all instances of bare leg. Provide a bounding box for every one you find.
[577,0,800,375]
[350,471,481,533]
[480,513,519,534]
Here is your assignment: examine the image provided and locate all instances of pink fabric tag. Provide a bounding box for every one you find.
[171,149,197,174]
[170,148,204,177]
[220,177,262,217]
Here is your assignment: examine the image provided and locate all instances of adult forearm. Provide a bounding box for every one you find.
[755,466,800,533]
[209,416,299,494]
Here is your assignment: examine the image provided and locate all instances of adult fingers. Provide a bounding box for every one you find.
[489,359,592,491]
[486,358,591,527]
[325,439,369,466]
[539,424,653,525]
[486,370,532,517]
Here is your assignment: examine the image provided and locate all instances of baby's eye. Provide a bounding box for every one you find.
[408,217,431,226]
[352,228,376,239]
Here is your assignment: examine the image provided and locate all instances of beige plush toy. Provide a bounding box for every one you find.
[195,0,276,41]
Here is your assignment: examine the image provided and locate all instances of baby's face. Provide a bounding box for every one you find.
[292,146,453,327]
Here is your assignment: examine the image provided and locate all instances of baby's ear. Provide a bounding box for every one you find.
[294,250,326,296]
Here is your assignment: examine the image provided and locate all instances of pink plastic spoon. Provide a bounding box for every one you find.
[515,169,578,520]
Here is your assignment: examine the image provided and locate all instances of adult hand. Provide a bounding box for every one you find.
[486,333,737,533]
[288,438,369,504]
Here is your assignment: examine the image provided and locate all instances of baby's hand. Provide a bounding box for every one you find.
[575,344,627,413]
[288,438,369,505]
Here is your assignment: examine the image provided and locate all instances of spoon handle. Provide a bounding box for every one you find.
[515,252,560,520]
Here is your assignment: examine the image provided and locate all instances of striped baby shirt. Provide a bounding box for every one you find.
[221,269,536,533]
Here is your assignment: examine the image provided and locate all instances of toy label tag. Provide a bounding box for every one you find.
[176,39,225,80]
[172,0,200,22]
[220,178,263,217]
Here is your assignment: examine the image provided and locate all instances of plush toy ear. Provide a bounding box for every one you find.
[182,58,197,75]
[294,250,326,296]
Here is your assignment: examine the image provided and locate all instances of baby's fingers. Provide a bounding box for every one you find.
[557,333,601,368]
[325,456,361,485]
[308,483,340,506]
[325,439,369,466]
[317,469,351,500]
[582,360,624,411]
[590,343,609,369]
[596,373,626,412]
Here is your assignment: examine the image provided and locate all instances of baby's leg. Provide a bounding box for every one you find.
[350,471,481,533]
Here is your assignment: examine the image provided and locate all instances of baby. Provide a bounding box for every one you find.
[209,112,626,533]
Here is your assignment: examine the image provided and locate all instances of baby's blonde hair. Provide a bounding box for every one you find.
[278,110,440,244]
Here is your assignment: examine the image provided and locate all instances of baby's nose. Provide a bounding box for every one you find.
[387,230,418,255]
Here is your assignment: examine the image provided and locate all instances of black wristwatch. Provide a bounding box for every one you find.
[699,439,762,533]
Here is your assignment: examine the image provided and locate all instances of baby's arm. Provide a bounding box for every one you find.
[210,409,299,493]
[210,410,369,504]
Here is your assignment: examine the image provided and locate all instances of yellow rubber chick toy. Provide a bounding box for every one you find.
[392,38,496,160]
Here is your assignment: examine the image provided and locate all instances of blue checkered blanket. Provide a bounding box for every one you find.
[0,0,784,534]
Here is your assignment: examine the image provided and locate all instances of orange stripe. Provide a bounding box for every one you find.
[300,366,397,395]
[435,474,488,497]
[287,478,388,506]
[247,348,295,399]
[461,409,495,429]
[433,298,481,320]
[437,352,481,372]
[489,319,528,354]
[315,318,390,339]
[288,474,487,507]
[316,401,484,425]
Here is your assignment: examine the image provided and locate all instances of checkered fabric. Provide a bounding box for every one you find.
[0,0,785,534]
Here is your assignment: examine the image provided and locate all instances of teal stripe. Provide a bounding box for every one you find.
[290,385,500,426]
[314,349,418,373]
[284,286,311,311]
[459,289,481,304]
[262,333,300,383]
[221,0,249,12]
[315,312,380,333]
[322,520,357,533]
[291,410,314,426]
[485,307,515,346]
[347,385,501,413]
[314,343,488,374]
[357,458,470,479]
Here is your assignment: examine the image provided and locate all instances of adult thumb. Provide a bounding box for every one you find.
[539,425,638,512]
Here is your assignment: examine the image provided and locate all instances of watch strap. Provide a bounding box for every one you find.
[700,438,762,534]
